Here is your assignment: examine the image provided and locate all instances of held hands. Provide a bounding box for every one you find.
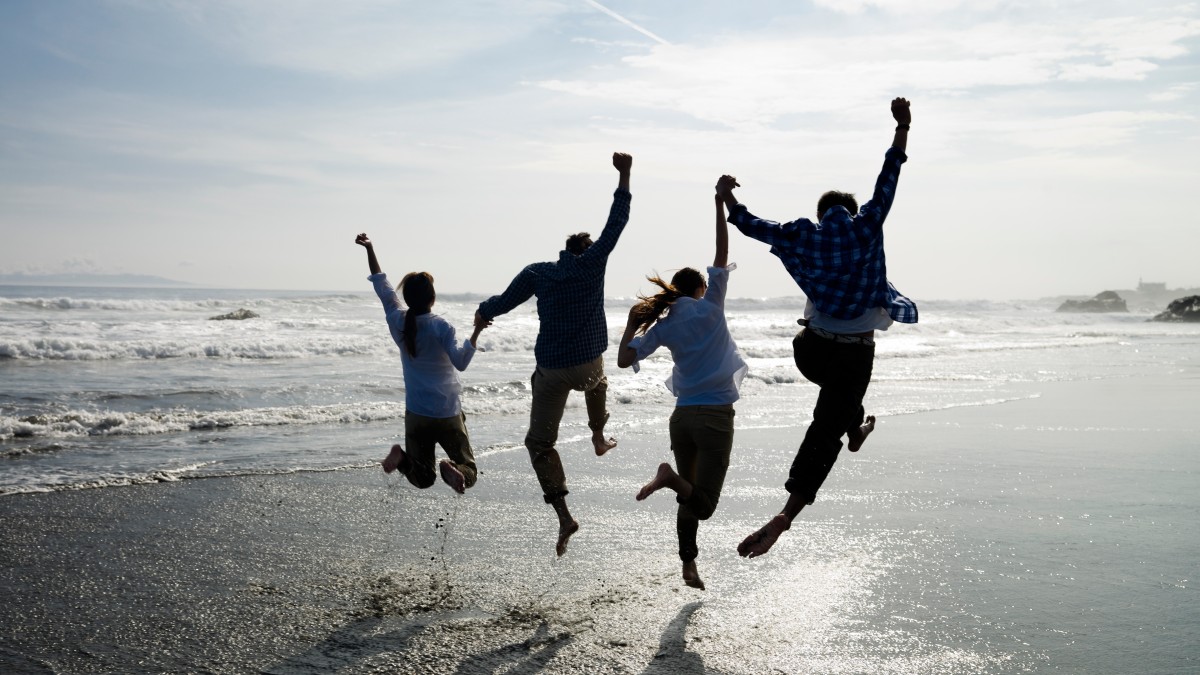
[715,174,740,198]
[612,152,632,174]
[891,97,911,126]
[473,310,493,330]
[355,233,372,248]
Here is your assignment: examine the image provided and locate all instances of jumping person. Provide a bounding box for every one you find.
[616,193,747,590]
[474,152,632,556]
[716,97,919,558]
[355,233,487,494]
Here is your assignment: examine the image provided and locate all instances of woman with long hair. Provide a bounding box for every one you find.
[616,194,747,590]
[355,232,487,494]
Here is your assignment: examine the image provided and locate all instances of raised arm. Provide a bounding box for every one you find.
[355,233,381,275]
[857,98,912,227]
[613,151,631,192]
[579,153,634,264]
[716,174,740,212]
[891,97,910,153]
[713,194,729,269]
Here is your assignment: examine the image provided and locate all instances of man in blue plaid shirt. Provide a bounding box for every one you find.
[475,152,632,556]
[716,98,918,558]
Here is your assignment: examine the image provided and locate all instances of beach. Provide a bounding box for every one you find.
[3,369,1196,674]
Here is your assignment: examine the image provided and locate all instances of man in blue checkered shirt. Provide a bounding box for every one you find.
[716,98,918,558]
[475,152,632,556]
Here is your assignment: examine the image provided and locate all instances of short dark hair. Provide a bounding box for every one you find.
[816,191,858,220]
[565,232,593,255]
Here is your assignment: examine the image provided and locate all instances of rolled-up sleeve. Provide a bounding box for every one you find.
[703,265,731,309]
[439,322,477,372]
[626,328,663,374]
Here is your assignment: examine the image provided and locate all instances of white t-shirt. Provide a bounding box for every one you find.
[804,300,894,333]
[370,273,476,418]
[627,265,748,406]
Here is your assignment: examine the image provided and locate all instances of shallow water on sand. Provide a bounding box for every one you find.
[2,373,1197,673]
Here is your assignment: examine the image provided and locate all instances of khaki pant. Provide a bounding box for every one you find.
[404,411,478,490]
[525,356,609,502]
[669,404,735,562]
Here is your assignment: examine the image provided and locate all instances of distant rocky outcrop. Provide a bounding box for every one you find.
[1056,291,1128,313]
[209,308,259,321]
[1150,295,1200,322]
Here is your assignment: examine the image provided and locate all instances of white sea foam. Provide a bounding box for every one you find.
[0,336,383,360]
[0,402,405,441]
[2,284,1194,497]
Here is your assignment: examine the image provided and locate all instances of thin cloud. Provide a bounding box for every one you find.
[534,10,1200,131]
[582,0,670,45]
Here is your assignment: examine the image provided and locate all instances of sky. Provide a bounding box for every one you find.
[1,0,1198,300]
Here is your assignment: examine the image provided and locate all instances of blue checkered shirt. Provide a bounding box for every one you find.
[478,189,632,369]
[727,147,918,324]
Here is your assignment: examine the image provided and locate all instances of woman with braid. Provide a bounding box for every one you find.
[355,233,487,494]
[616,195,747,590]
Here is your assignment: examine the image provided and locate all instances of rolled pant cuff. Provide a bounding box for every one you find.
[542,489,569,504]
[678,546,699,562]
[783,478,817,505]
[587,411,610,433]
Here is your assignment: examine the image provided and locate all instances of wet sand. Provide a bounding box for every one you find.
[2,373,1197,674]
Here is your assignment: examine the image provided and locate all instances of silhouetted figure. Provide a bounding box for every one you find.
[716,98,919,557]
[618,195,746,590]
[474,153,632,555]
[356,233,487,494]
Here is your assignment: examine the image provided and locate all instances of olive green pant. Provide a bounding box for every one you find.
[404,411,478,489]
[525,356,609,502]
[669,404,735,562]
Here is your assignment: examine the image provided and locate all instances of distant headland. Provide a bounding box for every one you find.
[1052,279,1200,313]
[0,273,196,288]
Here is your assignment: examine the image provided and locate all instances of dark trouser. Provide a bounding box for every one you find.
[524,356,610,503]
[786,328,875,503]
[670,404,734,562]
[404,411,478,490]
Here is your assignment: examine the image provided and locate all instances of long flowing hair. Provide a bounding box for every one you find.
[398,272,435,357]
[628,268,705,335]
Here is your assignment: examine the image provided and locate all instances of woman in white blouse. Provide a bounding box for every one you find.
[616,195,747,590]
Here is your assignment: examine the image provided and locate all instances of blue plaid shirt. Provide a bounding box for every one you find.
[478,189,632,369]
[728,147,918,324]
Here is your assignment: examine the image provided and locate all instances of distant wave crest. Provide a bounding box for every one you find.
[0,337,380,360]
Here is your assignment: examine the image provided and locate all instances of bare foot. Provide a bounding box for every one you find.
[381,444,408,474]
[556,519,579,557]
[737,514,791,559]
[592,430,617,456]
[438,459,466,494]
[636,462,677,501]
[847,415,876,453]
[682,560,705,590]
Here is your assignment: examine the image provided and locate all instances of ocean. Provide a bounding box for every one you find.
[1,284,1196,673]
